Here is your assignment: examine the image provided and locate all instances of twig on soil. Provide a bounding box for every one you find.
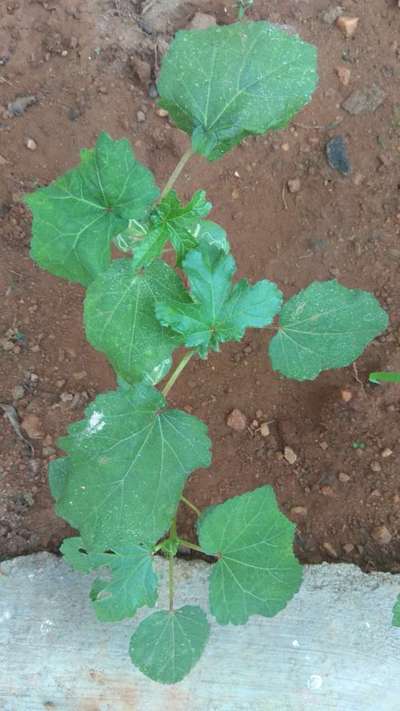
[0,403,34,455]
[281,183,288,210]
[352,362,366,395]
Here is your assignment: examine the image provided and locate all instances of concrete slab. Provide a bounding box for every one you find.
[1,553,399,710]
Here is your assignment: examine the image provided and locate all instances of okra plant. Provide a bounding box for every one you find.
[25,22,388,684]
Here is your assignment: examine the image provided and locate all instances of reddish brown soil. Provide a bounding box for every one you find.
[1,0,400,571]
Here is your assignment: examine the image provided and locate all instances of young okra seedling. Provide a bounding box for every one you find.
[25,21,388,684]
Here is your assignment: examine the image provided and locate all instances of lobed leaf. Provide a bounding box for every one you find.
[25,132,159,286]
[157,21,318,160]
[61,536,157,621]
[269,280,389,381]
[156,242,282,357]
[198,486,302,625]
[84,258,190,383]
[129,606,209,683]
[56,382,211,550]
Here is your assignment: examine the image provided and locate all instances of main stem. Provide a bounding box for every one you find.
[160,146,194,199]
[162,350,195,397]
[168,555,174,611]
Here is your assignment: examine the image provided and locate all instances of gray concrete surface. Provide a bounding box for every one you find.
[1,553,400,711]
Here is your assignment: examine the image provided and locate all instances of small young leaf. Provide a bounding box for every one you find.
[25,132,159,286]
[84,258,189,383]
[157,22,318,160]
[129,606,209,683]
[198,486,302,625]
[156,243,282,357]
[132,190,213,270]
[269,280,389,381]
[56,382,211,550]
[61,536,158,620]
[392,596,400,627]
[194,220,229,254]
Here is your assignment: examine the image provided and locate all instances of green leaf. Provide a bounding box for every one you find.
[132,190,213,270]
[61,536,158,621]
[269,280,389,381]
[60,536,93,573]
[157,21,318,160]
[129,606,209,683]
[198,486,302,625]
[56,382,211,550]
[392,596,400,627]
[25,132,159,286]
[84,258,189,383]
[88,544,158,622]
[156,243,282,357]
[369,371,400,384]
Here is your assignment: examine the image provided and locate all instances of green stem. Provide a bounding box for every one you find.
[180,495,201,517]
[162,351,195,397]
[160,146,194,199]
[179,539,204,553]
[168,555,174,611]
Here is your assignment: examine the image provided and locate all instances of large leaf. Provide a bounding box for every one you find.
[48,457,69,501]
[61,536,157,621]
[156,243,282,357]
[157,21,318,160]
[84,258,189,383]
[198,486,302,625]
[25,132,159,285]
[56,382,211,550]
[132,190,212,270]
[269,280,389,381]
[129,606,209,683]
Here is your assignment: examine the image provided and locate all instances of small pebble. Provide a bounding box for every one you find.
[60,392,74,403]
[326,135,351,175]
[372,525,392,545]
[321,6,344,24]
[340,388,353,402]
[281,142,290,152]
[147,82,159,99]
[226,408,247,432]
[259,422,270,437]
[156,108,169,118]
[336,15,359,38]
[25,138,37,151]
[136,110,146,122]
[290,506,308,517]
[287,177,301,193]
[320,441,329,450]
[21,414,43,439]
[381,448,393,458]
[338,472,351,483]
[284,446,297,465]
[343,543,354,554]
[335,65,351,86]
[323,542,338,558]
[320,485,335,497]
[370,461,382,473]
[342,84,386,115]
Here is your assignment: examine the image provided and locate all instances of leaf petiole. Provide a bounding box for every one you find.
[180,495,201,517]
[179,539,205,554]
[162,350,195,397]
[160,146,194,200]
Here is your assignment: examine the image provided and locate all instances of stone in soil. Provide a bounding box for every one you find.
[321,6,344,24]
[189,12,216,30]
[287,178,301,193]
[336,16,359,38]
[335,65,351,86]
[326,136,351,175]
[284,446,297,465]
[372,526,392,545]
[7,95,38,117]
[226,408,247,432]
[342,84,386,115]
[25,138,37,151]
[21,414,43,440]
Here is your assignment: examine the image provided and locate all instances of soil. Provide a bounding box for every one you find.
[1,0,400,571]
